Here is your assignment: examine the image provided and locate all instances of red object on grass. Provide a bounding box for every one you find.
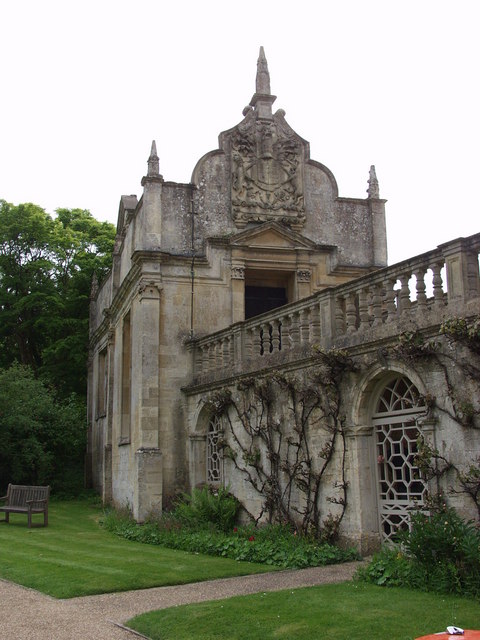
[416,632,480,640]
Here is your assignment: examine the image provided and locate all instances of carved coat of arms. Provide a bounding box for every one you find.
[230,111,306,229]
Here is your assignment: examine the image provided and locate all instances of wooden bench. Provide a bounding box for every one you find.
[0,484,50,528]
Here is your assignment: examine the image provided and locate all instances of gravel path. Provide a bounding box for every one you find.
[2,560,363,639]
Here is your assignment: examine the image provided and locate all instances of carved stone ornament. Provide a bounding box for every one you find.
[296,269,311,282]
[231,266,245,280]
[137,280,160,297]
[230,112,306,229]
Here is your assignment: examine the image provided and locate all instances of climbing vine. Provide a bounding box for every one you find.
[391,316,480,518]
[203,350,356,541]
[415,439,480,520]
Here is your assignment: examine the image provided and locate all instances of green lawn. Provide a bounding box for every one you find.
[0,500,274,598]
[128,581,480,640]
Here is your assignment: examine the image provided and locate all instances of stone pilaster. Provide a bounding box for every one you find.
[134,447,163,522]
[296,268,311,299]
[345,425,381,554]
[132,279,162,450]
[103,444,113,504]
[189,433,207,490]
[231,263,245,323]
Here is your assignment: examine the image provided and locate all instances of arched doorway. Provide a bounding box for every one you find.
[373,376,427,542]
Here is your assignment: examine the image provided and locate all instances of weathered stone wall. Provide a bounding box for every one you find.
[184,327,480,553]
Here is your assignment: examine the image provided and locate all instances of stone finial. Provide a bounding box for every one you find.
[147,140,160,177]
[250,47,276,119]
[256,46,271,95]
[367,165,380,199]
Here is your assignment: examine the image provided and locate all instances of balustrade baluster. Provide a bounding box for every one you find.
[253,325,263,356]
[300,307,310,344]
[345,293,357,333]
[335,296,345,335]
[222,337,231,368]
[431,261,445,306]
[209,342,216,371]
[384,279,397,321]
[245,327,254,359]
[398,274,411,314]
[358,287,370,328]
[371,285,383,326]
[415,268,427,311]
[214,339,221,370]
[229,334,236,366]
[310,302,321,343]
[200,344,208,373]
[202,344,211,373]
[259,324,268,355]
[271,319,281,351]
[289,312,300,347]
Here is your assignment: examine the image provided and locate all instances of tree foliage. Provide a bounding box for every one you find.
[0,200,116,396]
[0,364,87,494]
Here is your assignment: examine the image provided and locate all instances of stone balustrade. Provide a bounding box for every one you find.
[188,234,480,386]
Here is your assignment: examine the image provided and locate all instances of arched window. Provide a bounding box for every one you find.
[207,415,223,483]
[373,376,427,542]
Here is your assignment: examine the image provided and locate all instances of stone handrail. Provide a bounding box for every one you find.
[189,234,480,385]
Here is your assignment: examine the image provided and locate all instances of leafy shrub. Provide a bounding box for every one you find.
[401,507,480,596]
[172,485,240,533]
[102,509,359,569]
[355,547,413,587]
[356,507,480,598]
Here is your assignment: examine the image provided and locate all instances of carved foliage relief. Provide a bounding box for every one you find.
[230,113,306,229]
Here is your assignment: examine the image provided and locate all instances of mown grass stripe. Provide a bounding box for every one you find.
[0,500,273,598]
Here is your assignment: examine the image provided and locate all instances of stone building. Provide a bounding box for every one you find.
[88,48,480,552]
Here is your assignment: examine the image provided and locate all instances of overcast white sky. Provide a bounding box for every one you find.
[1,0,478,265]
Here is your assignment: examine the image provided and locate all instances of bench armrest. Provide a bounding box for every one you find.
[26,498,48,506]
[0,495,7,502]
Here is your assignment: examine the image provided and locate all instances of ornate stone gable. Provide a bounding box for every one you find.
[228,110,306,230]
[220,48,307,231]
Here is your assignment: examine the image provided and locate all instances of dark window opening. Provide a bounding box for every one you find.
[245,285,287,319]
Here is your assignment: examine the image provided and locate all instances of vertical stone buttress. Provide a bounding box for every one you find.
[130,142,164,521]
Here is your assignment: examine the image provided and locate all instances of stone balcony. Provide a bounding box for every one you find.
[187,233,480,389]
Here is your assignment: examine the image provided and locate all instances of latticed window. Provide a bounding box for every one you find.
[373,376,427,542]
[207,415,223,483]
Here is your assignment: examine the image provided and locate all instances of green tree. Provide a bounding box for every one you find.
[0,364,87,494]
[0,200,115,396]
